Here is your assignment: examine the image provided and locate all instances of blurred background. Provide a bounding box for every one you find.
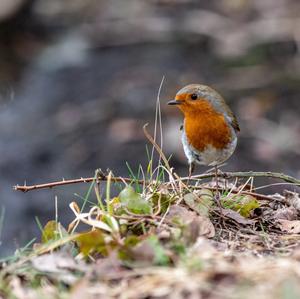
[0,0,299,256]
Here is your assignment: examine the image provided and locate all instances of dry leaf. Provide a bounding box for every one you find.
[183,189,214,217]
[31,251,85,285]
[277,219,300,234]
[92,251,125,279]
[9,277,27,299]
[69,202,113,232]
[127,236,170,266]
[70,279,92,299]
[190,216,215,239]
[167,205,195,223]
[284,190,300,212]
[167,205,215,239]
[221,208,256,225]
[273,207,298,221]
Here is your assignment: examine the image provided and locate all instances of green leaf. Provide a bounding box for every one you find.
[119,235,169,265]
[118,235,141,261]
[171,241,186,255]
[146,236,170,265]
[221,194,260,218]
[124,235,140,247]
[42,221,67,243]
[75,229,107,256]
[184,189,214,216]
[102,214,120,232]
[127,198,152,214]
[119,186,152,215]
[119,186,141,204]
[151,193,171,214]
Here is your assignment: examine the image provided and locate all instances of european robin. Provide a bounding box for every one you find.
[168,84,240,178]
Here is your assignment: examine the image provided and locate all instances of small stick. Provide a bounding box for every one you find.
[13,175,144,192]
[182,171,300,186]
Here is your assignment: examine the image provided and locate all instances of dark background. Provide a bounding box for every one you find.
[0,0,299,256]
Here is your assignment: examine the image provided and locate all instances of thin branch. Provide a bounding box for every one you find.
[184,171,300,186]
[13,174,143,193]
[13,171,299,194]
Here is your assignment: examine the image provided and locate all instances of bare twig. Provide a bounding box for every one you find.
[13,170,299,198]
[13,174,143,192]
[185,171,300,186]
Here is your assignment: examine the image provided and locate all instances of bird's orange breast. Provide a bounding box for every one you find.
[184,101,232,151]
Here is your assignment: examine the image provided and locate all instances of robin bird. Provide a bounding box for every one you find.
[168,84,240,182]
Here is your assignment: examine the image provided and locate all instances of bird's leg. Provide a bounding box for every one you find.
[189,162,195,178]
[214,165,222,209]
[187,162,195,185]
[215,165,219,194]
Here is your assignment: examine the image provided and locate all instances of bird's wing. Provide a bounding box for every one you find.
[230,114,240,132]
[227,109,240,132]
[222,101,240,132]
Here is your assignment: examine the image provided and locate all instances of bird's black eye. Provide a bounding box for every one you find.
[190,93,198,100]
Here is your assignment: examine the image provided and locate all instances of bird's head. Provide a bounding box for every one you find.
[168,84,225,116]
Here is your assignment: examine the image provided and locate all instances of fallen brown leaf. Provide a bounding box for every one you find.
[273,207,298,221]
[277,219,300,234]
[284,190,300,212]
[183,189,214,217]
[92,251,126,279]
[221,208,256,225]
[167,205,215,239]
[31,251,85,285]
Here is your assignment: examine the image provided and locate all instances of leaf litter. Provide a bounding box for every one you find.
[2,172,300,299]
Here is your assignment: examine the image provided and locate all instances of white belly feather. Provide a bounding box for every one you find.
[181,129,237,166]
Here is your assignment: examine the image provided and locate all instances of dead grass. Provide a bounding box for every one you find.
[2,169,300,299]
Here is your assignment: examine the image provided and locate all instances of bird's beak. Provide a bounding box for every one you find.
[167,99,183,105]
